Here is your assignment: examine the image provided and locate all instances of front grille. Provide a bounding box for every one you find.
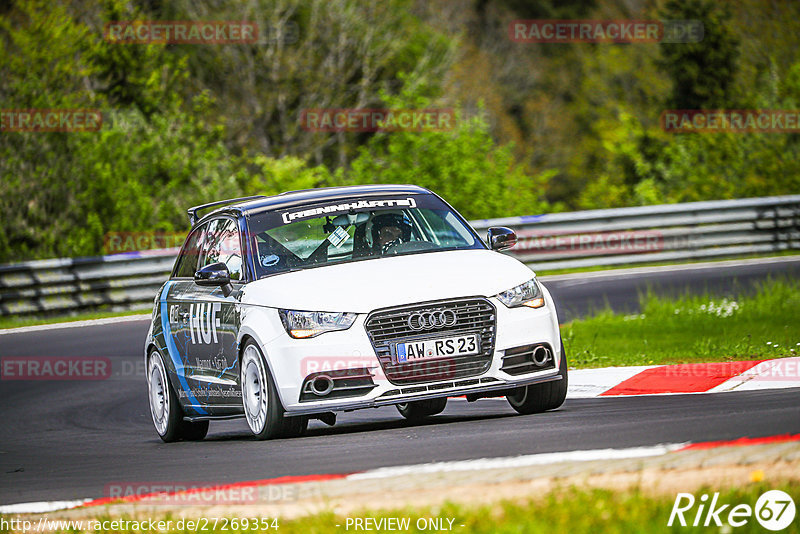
[364,298,496,385]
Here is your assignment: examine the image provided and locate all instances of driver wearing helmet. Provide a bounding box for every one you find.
[371,212,412,254]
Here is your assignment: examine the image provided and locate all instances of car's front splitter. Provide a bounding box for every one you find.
[281,368,563,417]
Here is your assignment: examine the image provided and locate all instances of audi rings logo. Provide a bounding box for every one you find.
[407,309,458,331]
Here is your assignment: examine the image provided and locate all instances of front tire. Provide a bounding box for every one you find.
[396,398,447,421]
[179,420,209,441]
[148,349,206,442]
[241,341,307,440]
[507,342,568,415]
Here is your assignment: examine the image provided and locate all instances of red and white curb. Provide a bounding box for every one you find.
[3,434,799,516]
[568,357,800,398]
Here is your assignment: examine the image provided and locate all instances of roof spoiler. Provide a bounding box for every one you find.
[187,195,267,226]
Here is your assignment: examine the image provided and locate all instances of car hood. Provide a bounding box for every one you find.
[241,249,534,313]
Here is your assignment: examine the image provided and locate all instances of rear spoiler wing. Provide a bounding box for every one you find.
[187,196,266,226]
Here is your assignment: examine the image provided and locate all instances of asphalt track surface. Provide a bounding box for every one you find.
[1,258,799,505]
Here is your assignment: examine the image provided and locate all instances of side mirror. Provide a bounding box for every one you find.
[194,262,234,297]
[487,227,517,251]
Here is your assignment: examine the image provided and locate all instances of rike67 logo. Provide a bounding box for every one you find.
[669,490,796,531]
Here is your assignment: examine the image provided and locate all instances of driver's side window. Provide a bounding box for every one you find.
[173,223,206,278]
[197,218,244,281]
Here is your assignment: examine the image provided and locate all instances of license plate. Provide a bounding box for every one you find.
[393,334,479,364]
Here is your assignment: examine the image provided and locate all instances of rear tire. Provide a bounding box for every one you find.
[241,341,307,440]
[396,398,447,421]
[507,342,568,415]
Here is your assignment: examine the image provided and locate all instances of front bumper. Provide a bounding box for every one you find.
[262,290,563,416]
[282,371,563,417]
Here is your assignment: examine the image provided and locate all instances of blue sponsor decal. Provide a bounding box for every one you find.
[396,343,408,363]
[160,281,207,414]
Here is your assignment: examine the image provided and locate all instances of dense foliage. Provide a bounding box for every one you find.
[1,0,798,261]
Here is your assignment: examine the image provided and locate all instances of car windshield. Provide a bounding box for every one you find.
[247,194,485,278]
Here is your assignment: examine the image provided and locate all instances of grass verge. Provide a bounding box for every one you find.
[0,308,149,331]
[564,277,800,368]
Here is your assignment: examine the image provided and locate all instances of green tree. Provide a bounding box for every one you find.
[657,0,741,109]
[345,99,554,220]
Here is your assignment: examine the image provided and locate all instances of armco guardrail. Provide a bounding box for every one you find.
[1,195,798,316]
[471,194,800,271]
[0,252,178,316]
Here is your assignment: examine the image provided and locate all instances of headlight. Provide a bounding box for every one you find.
[279,309,356,338]
[496,279,545,308]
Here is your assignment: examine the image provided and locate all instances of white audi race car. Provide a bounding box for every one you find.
[144,185,567,441]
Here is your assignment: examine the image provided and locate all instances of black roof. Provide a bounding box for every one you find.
[194,184,431,225]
